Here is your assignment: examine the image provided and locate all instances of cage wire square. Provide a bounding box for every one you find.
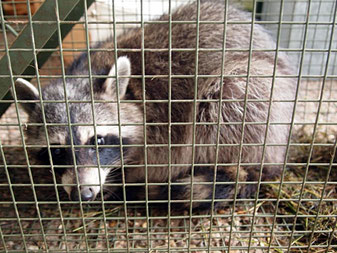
[0,0,337,252]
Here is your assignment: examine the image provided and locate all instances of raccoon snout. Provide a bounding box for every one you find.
[70,187,96,201]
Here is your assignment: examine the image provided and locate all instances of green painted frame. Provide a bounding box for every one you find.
[0,0,95,117]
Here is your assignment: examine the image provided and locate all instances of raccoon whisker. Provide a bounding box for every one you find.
[108,172,120,178]
[105,174,121,181]
[102,186,117,192]
[111,192,121,201]
[102,186,116,193]
[107,167,121,173]
[102,190,121,201]
[104,179,121,185]
[105,173,121,180]
[106,167,121,174]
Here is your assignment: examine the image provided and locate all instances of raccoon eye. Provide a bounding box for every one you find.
[90,135,105,146]
[52,148,65,158]
[97,137,105,145]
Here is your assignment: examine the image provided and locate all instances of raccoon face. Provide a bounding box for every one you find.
[13,57,143,201]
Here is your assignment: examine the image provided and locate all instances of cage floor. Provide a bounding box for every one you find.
[0,203,303,252]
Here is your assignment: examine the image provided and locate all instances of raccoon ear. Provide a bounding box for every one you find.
[104,56,131,98]
[12,78,39,114]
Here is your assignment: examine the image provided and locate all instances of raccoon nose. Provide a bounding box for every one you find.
[81,187,95,201]
[70,187,95,201]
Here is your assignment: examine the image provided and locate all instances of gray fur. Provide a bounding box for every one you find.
[14,2,296,210]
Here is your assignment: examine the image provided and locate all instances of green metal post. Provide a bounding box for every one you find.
[0,0,95,117]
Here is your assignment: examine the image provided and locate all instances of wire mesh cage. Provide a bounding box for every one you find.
[0,0,336,252]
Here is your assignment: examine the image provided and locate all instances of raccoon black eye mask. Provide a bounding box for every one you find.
[13,1,296,210]
[36,134,130,201]
[38,135,129,171]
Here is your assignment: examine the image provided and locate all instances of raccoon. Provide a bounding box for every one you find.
[13,2,295,210]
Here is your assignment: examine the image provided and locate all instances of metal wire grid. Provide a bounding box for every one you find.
[262,0,337,76]
[0,0,337,252]
[261,0,337,127]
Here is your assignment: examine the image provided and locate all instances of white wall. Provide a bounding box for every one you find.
[261,0,337,76]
